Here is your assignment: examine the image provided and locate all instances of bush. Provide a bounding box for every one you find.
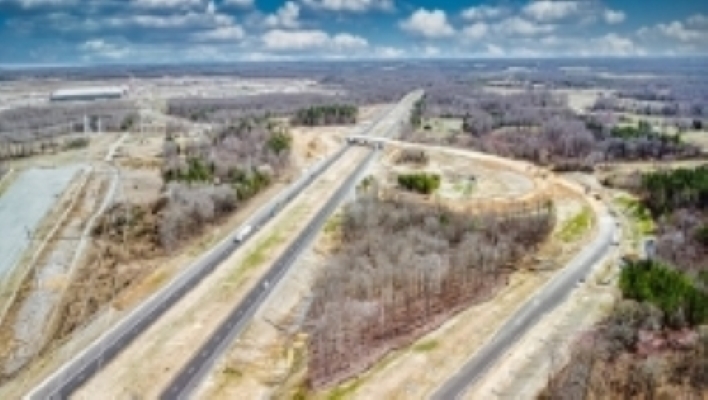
[397,173,441,194]
[63,137,90,150]
[267,131,291,154]
[619,259,708,327]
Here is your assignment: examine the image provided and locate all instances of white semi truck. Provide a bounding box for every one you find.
[234,225,252,242]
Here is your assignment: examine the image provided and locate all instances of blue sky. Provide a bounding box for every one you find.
[0,0,706,64]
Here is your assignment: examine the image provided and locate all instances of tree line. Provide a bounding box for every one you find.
[291,104,357,126]
[402,87,700,170]
[541,259,708,399]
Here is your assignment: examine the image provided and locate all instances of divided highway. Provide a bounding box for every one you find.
[431,207,617,399]
[161,90,422,399]
[24,100,403,400]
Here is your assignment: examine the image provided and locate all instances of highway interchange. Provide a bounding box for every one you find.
[24,88,618,400]
[25,91,421,399]
[161,91,422,399]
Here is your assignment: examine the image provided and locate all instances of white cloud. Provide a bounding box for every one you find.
[399,8,454,39]
[192,25,244,41]
[262,29,368,51]
[223,0,253,8]
[0,0,77,8]
[79,39,130,59]
[485,43,505,57]
[657,21,704,42]
[461,5,506,21]
[604,9,625,25]
[375,46,405,58]
[589,33,637,56]
[637,14,708,46]
[423,45,440,57]
[523,1,581,22]
[301,0,393,13]
[104,12,234,29]
[688,14,708,28]
[265,1,300,28]
[130,0,204,9]
[462,22,488,40]
[495,17,555,36]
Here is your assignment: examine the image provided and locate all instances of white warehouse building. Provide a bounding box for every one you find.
[50,86,129,102]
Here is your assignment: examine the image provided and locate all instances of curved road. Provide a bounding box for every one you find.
[431,204,616,399]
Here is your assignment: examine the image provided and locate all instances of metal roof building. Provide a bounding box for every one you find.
[50,86,128,102]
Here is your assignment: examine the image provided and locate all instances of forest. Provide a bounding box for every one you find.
[542,165,708,399]
[0,101,137,143]
[291,104,357,126]
[541,260,708,399]
[304,196,555,388]
[98,118,292,252]
[402,86,701,170]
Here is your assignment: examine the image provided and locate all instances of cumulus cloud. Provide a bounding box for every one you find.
[461,5,506,21]
[687,14,708,28]
[0,0,77,8]
[638,14,708,45]
[657,21,704,42]
[485,43,505,56]
[130,0,204,9]
[523,1,581,22]
[192,25,244,41]
[494,16,555,36]
[375,46,405,58]
[261,29,368,52]
[301,0,393,13]
[604,9,625,25]
[265,1,300,28]
[462,22,488,40]
[399,8,454,39]
[79,39,130,59]
[103,12,234,29]
[589,33,637,56]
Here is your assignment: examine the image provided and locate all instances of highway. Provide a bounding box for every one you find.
[160,90,423,399]
[25,90,421,400]
[431,205,616,400]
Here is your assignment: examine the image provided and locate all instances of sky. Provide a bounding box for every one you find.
[0,0,706,64]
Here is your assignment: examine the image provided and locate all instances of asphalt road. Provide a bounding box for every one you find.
[161,149,379,399]
[431,208,616,400]
[25,92,420,400]
[160,90,423,400]
[24,145,349,400]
